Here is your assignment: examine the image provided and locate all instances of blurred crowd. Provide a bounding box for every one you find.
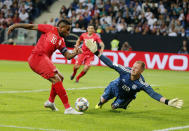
[1,0,189,38]
[46,0,189,37]
[0,0,55,29]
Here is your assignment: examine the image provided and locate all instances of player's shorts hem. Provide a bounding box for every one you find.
[28,54,57,80]
[42,71,56,79]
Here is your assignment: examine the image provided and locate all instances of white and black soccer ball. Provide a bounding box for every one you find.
[75,97,89,112]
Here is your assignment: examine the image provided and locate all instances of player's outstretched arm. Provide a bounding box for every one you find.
[98,54,129,74]
[99,42,105,57]
[85,39,126,74]
[85,40,113,68]
[160,97,183,109]
[8,23,38,34]
[143,85,183,109]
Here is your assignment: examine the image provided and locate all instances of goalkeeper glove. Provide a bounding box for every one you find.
[165,98,183,108]
[85,39,99,55]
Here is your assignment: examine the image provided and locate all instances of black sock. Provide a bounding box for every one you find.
[98,101,103,106]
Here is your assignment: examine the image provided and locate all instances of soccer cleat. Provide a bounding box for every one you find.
[76,78,79,83]
[64,107,83,115]
[95,104,102,109]
[44,100,59,111]
[70,75,75,80]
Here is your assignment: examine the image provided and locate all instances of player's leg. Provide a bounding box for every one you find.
[111,98,133,110]
[41,60,69,110]
[71,64,80,80]
[76,56,93,82]
[57,70,64,81]
[95,96,108,109]
[28,54,59,111]
[95,83,115,109]
[76,65,90,82]
[49,74,83,114]
[49,74,70,109]
[28,55,82,114]
[45,82,57,110]
[45,70,64,111]
[70,54,83,80]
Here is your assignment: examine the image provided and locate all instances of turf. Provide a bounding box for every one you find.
[0,60,189,131]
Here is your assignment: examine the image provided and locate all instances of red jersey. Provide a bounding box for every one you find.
[80,32,102,56]
[32,24,66,57]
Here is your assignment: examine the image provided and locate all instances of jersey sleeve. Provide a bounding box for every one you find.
[99,55,129,75]
[38,24,54,33]
[140,77,163,101]
[58,38,68,55]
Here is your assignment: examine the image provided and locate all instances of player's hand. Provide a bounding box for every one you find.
[77,48,83,54]
[7,24,16,34]
[168,98,183,108]
[74,44,79,48]
[73,47,82,55]
[85,39,97,53]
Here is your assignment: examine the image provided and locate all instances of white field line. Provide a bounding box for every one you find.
[0,86,104,94]
[0,124,66,131]
[0,84,160,94]
[153,125,189,131]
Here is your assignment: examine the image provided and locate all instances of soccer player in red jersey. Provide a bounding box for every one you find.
[70,24,104,83]
[8,20,83,114]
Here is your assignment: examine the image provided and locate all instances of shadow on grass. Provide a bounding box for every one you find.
[84,108,179,121]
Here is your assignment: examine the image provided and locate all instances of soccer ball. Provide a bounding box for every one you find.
[75,97,89,112]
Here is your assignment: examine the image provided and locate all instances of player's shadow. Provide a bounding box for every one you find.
[86,108,170,119]
[109,110,122,113]
[86,108,124,115]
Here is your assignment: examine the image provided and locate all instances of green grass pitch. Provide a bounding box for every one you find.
[0,60,189,131]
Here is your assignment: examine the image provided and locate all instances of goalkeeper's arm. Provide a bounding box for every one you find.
[85,40,128,74]
[143,85,183,108]
[160,97,183,108]
[98,55,127,75]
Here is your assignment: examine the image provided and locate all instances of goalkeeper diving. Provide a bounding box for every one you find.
[85,39,183,110]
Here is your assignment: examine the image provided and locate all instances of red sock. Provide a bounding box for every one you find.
[76,71,86,80]
[48,84,57,103]
[53,81,70,109]
[72,67,78,77]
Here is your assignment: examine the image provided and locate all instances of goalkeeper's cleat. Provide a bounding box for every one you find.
[95,104,102,109]
[44,100,59,111]
[64,107,83,115]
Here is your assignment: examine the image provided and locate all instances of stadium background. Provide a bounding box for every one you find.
[0,0,189,131]
[1,0,189,71]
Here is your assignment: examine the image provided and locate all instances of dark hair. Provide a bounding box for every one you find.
[57,19,71,26]
[88,24,95,27]
[87,24,96,30]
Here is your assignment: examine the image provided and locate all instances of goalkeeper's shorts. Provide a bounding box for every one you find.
[102,81,134,109]
[111,97,133,109]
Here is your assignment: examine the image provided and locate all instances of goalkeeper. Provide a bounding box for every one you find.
[85,40,183,110]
